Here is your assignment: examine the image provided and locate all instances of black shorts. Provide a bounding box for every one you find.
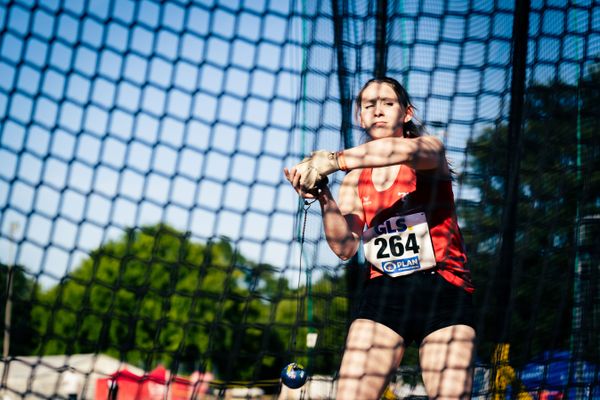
[355,270,475,346]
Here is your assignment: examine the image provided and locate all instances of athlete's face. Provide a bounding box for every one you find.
[358,82,413,139]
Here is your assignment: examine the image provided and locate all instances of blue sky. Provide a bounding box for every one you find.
[0,0,598,286]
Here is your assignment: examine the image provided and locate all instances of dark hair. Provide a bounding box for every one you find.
[355,77,423,139]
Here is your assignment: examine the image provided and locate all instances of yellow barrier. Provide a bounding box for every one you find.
[490,343,533,400]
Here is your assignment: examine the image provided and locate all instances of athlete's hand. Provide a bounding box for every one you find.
[284,162,328,199]
[295,157,326,193]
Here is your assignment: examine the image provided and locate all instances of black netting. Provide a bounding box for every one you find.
[0,0,599,398]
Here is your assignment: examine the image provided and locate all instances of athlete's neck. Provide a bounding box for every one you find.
[371,165,401,192]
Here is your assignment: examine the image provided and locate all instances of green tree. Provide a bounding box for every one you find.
[31,224,292,381]
[460,67,600,365]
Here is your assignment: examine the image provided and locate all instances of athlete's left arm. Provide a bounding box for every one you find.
[342,136,449,174]
[291,136,449,191]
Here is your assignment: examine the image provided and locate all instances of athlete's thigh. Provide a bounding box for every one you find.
[419,324,476,400]
[337,318,405,400]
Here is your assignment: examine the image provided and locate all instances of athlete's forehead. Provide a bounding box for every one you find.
[362,96,398,103]
[360,82,399,103]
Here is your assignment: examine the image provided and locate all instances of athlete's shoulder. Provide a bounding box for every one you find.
[342,168,364,184]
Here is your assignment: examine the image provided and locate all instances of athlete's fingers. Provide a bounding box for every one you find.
[283,167,292,182]
[291,168,301,189]
[284,167,299,187]
[285,167,304,195]
[285,166,318,199]
[284,167,296,184]
[297,182,316,199]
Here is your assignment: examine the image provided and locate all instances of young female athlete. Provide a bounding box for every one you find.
[284,77,476,399]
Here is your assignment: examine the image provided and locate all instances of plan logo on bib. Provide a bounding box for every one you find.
[382,256,421,274]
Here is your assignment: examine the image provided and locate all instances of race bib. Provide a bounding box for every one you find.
[362,212,436,277]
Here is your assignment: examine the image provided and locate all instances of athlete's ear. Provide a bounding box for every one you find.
[403,106,414,123]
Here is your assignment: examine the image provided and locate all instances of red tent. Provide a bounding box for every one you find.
[95,366,212,399]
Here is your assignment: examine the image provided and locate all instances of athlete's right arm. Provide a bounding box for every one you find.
[318,170,364,261]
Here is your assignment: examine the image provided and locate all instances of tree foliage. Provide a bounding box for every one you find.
[460,67,600,365]
[26,224,347,383]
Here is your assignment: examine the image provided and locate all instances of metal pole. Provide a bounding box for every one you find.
[2,222,19,393]
[332,0,362,328]
[490,0,530,397]
[331,0,353,150]
[496,0,531,344]
[374,0,388,78]
[569,9,587,398]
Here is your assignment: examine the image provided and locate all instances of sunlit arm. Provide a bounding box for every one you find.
[317,172,364,261]
[342,135,447,172]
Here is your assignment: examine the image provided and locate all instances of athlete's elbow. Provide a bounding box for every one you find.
[329,245,354,261]
[327,243,353,261]
[414,136,446,170]
[336,242,359,261]
[327,234,359,260]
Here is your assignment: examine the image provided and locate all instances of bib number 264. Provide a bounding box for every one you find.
[374,233,420,258]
